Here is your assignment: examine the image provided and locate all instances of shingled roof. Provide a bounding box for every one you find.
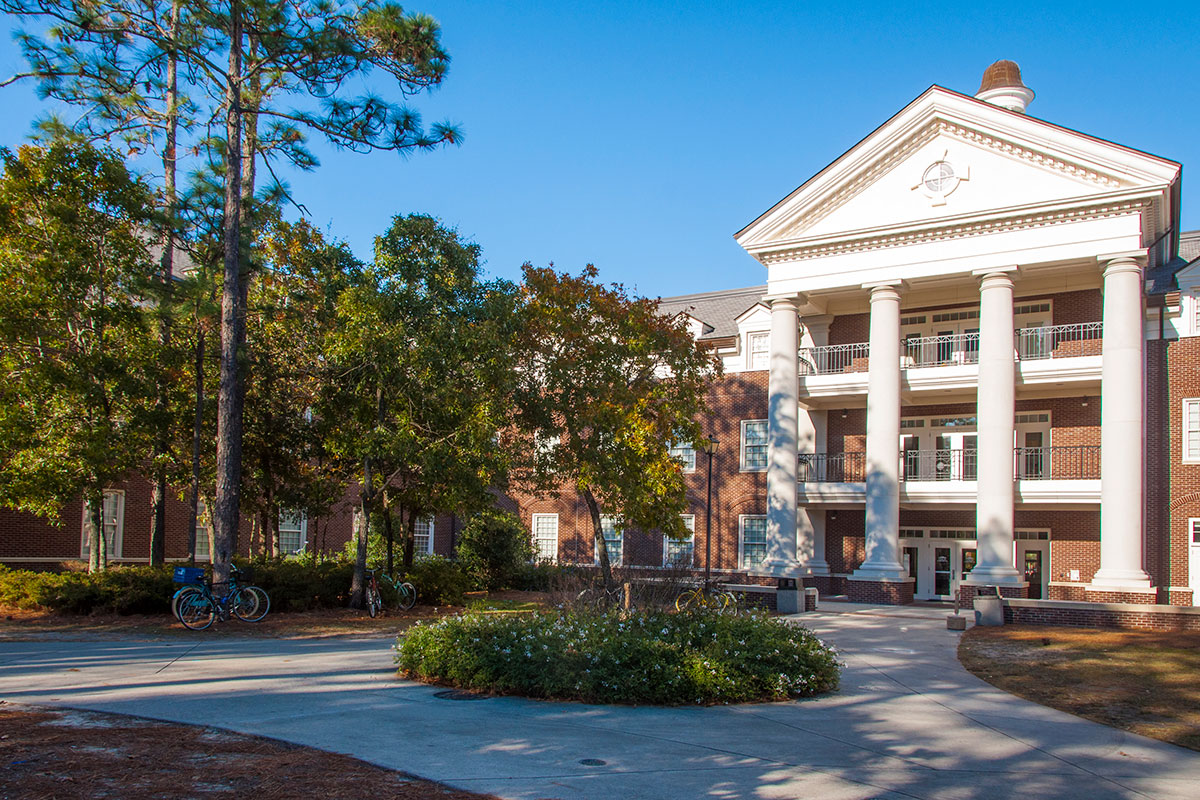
[658,285,767,341]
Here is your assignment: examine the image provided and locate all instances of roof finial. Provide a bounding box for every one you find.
[975,60,1034,114]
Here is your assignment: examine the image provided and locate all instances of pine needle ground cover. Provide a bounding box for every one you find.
[395,609,840,705]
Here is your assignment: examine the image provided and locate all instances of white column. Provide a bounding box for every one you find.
[765,296,800,573]
[966,270,1024,586]
[853,284,906,580]
[798,317,830,575]
[1091,254,1153,590]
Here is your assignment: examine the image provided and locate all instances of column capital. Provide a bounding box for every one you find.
[764,294,803,312]
[800,314,833,334]
[978,272,1016,291]
[972,264,1019,280]
[865,283,902,303]
[1098,250,1148,276]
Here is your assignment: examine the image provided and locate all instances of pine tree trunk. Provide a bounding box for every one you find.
[213,1,245,585]
[582,489,612,591]
[87,491,102,574]
[94,498,108,573]
[186,327,205,566]
[351,477,371,608]
[150,3,181,569]
[403,513,416,574]
[383,494,395,576]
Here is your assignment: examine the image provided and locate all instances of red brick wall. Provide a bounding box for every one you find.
[1167,336,1200,598]
[828,313,868,346]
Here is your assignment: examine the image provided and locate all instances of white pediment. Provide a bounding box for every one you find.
[736,87,1179,259]
[734,303,770,327]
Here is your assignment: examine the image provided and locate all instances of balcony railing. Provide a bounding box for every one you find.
[901,448,978,481]
[798,343,870,375]
[798,452,866,482]
[795,322,1102,375]
[1015,322,1102,360]
[903,333,979,368]
[1014,445,1100,479]
[797,445,1100,482]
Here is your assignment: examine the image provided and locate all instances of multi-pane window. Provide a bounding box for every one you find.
[279,511,306,555]
[597,515,623,566]
[81,491,124,560]
[1193,293,1200,336]
[670,443,697,472]
[1185,399,1200,463]
[1191,518,1200,544]
[414,517,434,555]
[664,515,695,567]
[740,515,767,568]
[741,420,768,471]
[532,514,559,562]
[194,500,211,560]
[747,332,770,370]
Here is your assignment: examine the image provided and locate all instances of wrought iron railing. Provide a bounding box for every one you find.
[901,448,978,481]
[1014,322,1102,360]
[1014,445,1100,479]
[902,332,980,368]
[798,343,870,375]
[797,452,866,482]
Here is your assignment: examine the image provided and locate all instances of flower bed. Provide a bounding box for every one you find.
[394,609,840,705]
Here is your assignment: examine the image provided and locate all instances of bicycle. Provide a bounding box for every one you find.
[575,579,631,611]
[365,569,417,617]
[674,582,738,613]
[172,565,270,630]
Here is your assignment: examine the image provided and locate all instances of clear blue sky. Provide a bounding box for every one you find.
[2,1,1198,298]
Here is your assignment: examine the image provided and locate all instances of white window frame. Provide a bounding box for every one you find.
[739,514,768,569]
[278,510,308,556]
[80,490,125,560]
[413,516,435,556]
[1192,292,1200,336]
[532,513,559,562]
[670,442,697,473]
[663,515,695,567]
[595,515,623,567]
[740,419,768,472]
[747,331,770,370]
[194,500,211,561]
[1185,399,1200,463]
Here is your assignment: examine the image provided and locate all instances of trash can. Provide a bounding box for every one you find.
[973,586,1004,627]
[776,577,800,614]
[803,587,819,612]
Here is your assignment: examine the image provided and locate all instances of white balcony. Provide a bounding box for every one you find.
[797,323,1103,399]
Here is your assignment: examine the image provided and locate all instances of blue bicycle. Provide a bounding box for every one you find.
[172,565,270,630]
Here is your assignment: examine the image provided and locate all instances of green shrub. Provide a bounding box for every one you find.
[0,564,174,615]
[245,559,355,612]
[455,510,534,590]
[511,560,562,592]
[405,554,470,605]
[395,608,841,705]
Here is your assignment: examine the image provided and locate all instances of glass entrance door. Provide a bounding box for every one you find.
[903,546,920,595]
[1023,549,1044,600]
[933,547,952,596]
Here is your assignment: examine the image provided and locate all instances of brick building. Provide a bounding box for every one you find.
[4,61,1200,610]
[513,61,1200,607]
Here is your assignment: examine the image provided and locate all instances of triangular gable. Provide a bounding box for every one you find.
[733,302,770,326]
[736,86,1180,257]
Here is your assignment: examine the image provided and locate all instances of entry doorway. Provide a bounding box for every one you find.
[901,529,977,600]
[1189,520,1200,607]
[1013,531,1049,599]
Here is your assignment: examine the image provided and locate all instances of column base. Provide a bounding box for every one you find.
[799,559,831,576]
[763,559,802,577]
[1089,567,1154,591]
[846,576,914,606]
[961,566,1025,586]
[850,561,907,581]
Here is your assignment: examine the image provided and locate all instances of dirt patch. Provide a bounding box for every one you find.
[959,625,1200,751]
[0,704,500,800]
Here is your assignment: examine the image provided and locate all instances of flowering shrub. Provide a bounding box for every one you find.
[395,609,840,705]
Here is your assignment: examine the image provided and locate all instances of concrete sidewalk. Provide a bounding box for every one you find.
[1,607,1197,800]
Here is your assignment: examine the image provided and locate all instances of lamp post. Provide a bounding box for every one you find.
[703,434,718,586]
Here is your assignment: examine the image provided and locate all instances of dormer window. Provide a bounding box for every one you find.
[747,332,769,370]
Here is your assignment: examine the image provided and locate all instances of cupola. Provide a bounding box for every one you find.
[975,60,1035,114]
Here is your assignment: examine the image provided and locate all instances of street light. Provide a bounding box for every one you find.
[702,434,718,586]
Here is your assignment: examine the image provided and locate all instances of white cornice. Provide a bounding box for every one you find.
[751,193,1153,266]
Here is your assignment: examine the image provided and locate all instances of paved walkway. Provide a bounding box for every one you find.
[2,604,1198,799]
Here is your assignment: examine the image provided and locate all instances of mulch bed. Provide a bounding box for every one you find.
[0,704,501,800]
[958,625,1200,751]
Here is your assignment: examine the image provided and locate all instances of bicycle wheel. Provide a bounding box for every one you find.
[172,586,203,621]
[177,591,216,630]
[366,586,381,618]
[675,588,702,612]
[398,582,417,610]
[231,585,270,623]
